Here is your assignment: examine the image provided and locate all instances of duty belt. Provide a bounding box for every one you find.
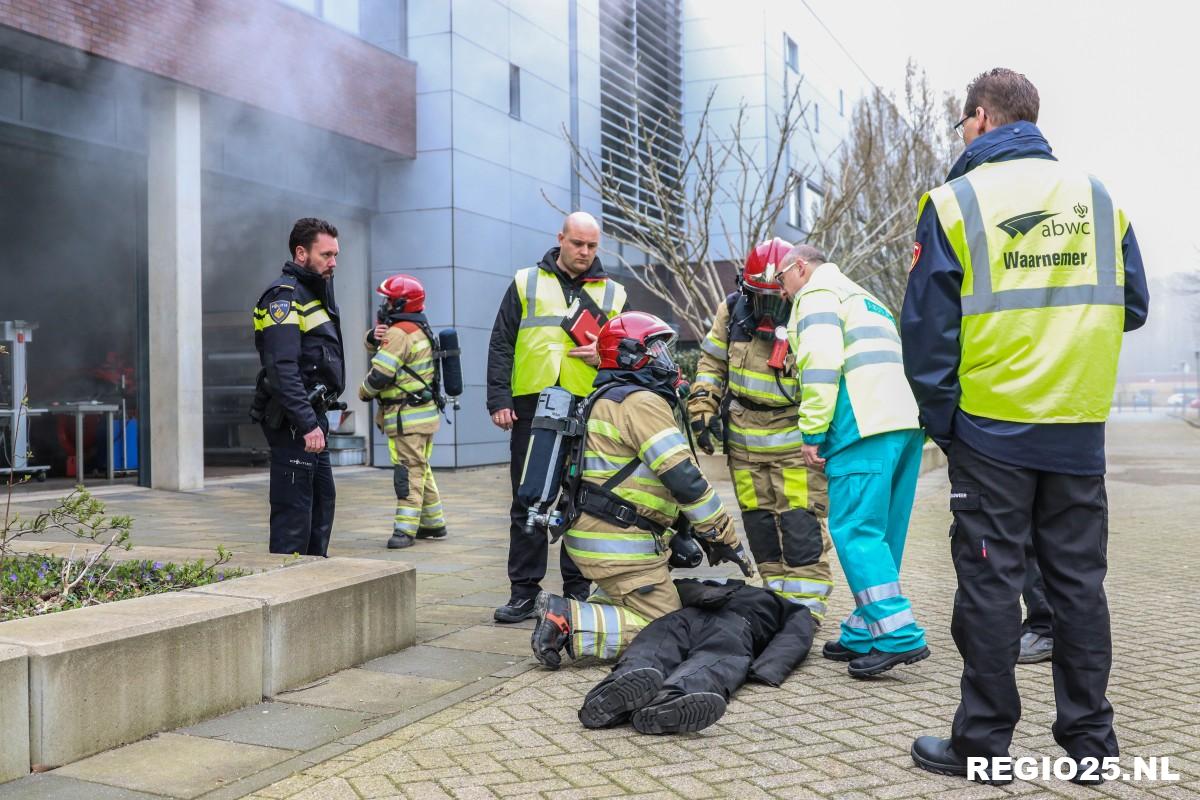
[378,393,432,408]
[729,393,793,412]
[576,484,666,543]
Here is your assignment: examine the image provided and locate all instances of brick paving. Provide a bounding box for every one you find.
[2,413,1197,799]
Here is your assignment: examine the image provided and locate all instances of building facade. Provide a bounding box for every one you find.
[0,0,866,487]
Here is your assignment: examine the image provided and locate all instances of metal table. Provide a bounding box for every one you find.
[50,402,119,484]
[0,406,49,481]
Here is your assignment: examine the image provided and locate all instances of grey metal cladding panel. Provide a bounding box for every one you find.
[510,172,570,235]
[452,0,511,59]
[451,36,511,111]
[454,274,514,333]
[416,91,452,152]
[453,152,512,222]
[408,34,453,94]
[0,69,19,122]
[409,0,452,37]
[450,93,511,165]
[452,209,514,276]
[378,149,453,212]
[371,209,453,269]
[509,13,570,85]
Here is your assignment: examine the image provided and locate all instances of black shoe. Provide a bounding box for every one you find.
[415,526,448,540]
[565,585,592,603]
[847,646,930,678]
[910,736,1013,785]
[632,691,727,735]
[578,667,664,729]
[822,640,858,662]
[530,591,572,670]
[494,595,536,624]
[386,532,414,549]
[1017,631,1053,664]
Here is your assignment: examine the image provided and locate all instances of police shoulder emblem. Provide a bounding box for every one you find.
[268,299,291,323]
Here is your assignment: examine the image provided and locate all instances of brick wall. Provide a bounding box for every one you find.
[0,0,415,156]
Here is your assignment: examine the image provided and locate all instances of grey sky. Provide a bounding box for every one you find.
[801,0,1196,280]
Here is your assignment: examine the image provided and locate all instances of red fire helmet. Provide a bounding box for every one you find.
[597,311,677,371]
[742,237,793,323]
[376,274,425,313]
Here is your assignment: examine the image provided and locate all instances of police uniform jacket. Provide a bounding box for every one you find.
[253,262,345,433]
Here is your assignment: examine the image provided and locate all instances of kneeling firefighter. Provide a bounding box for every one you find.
[687,238,835,622]
[526,311,753,669]
[359,274,462,548]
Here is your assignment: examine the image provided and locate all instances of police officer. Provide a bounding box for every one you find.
[360,275,447,549]
[252,218,345,557]
[901,69,1149,783]
[487,212,627,623]
[777,244,929,679]
[530,311,752,670]
[688,237,834,622]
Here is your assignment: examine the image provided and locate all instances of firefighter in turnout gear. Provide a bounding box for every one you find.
[251,218,345,557]
[688,238,835,622]
[360,274,446,549]
[530,312,752,669]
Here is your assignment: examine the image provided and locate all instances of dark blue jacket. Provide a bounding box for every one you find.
[900,123,1150,475]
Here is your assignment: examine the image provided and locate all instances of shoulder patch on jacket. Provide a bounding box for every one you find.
[268,298,292,323]
[909,242,922,272]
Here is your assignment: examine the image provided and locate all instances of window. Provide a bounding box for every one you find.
[784,35,798,72]
[813,102,820,133]
[787,172,803,229]
[839,88,845,116]
[509,64,521,119]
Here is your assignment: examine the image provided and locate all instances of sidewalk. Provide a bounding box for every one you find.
[2,416,1198,798]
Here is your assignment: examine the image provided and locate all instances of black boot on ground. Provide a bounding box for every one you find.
[386,532,414,549]
[632,690,727,735]
[415,526,448,540]
[493,594,536,624]
[578,667,664,729]
[847,646,930,678]
[822,640,857,662]
[910,736,1013,785]
[530,591,572,669]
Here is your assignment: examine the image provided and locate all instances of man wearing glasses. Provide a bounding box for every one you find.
[902,68,1149,783]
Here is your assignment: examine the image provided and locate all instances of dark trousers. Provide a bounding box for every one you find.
[264,424,335,557]
[507,400,588,600]
[947,437,1116,760]
[1022,544,1054,637]
[598,606,753,704]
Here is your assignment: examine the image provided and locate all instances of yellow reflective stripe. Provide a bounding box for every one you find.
[639,428,688,470]
[292,299,322,312]
[253,311,299,330]
[611,486,676,517]
[373,350,400,370]
[587,418,622,441]
[694,372,724,390]
[726,422,805,453]
[782,467,808,508]
[701,334,728,361]
[297,309,331,331]
[733,468,758,510]
[680,489,723,526]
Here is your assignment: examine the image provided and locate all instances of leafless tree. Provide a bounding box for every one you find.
[806,62,961,312]
[558,62,959,333]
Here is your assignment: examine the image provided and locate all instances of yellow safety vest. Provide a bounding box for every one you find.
[512,266,626,397]
[920,158,1127,423]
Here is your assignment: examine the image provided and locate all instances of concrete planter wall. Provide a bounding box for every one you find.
[0,557,415,782]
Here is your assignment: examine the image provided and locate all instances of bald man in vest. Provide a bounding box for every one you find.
[902,68,1149,784]
[487,212,628,623]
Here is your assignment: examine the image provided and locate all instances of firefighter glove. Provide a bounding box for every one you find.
[700,539,754,577]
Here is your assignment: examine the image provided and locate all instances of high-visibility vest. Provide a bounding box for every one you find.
[920,157,1127,423]
[512,266,626,397]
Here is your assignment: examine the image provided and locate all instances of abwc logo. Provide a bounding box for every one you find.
[997,209,1091,239]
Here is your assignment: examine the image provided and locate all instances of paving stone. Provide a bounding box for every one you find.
[430,625,539,657]
[363,645,519,683]
[177,702,374,751]
[54,733,294,799]
[0,774,163,800]
[275,668,463,715]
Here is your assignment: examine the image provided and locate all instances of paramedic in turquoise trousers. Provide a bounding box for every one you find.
[777,243,929,678]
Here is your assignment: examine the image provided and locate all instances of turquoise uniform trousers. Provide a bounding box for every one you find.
[825,428,927,654]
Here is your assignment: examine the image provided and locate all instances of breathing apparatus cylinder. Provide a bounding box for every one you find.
[437,328,463,398]
[516,387,581,536]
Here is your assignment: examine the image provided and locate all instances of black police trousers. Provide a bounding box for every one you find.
[507,396,587,601]
[1023,543,1053,638]
[947,437,1116,760]
[264,424,335,557]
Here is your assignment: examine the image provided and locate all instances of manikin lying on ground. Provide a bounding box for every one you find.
[574,578,816,734]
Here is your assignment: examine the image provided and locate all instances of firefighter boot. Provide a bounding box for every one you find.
[531,591,572,670]
[387,531,414,549]
[632,689,727,735]
[578,666,664,729]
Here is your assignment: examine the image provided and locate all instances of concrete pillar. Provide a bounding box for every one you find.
[147,85,204,491]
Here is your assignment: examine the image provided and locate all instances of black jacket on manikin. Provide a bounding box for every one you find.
[585,578,815,721]
[485,248,612,415]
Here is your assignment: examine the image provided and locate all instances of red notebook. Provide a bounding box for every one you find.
[562,296,604,346]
